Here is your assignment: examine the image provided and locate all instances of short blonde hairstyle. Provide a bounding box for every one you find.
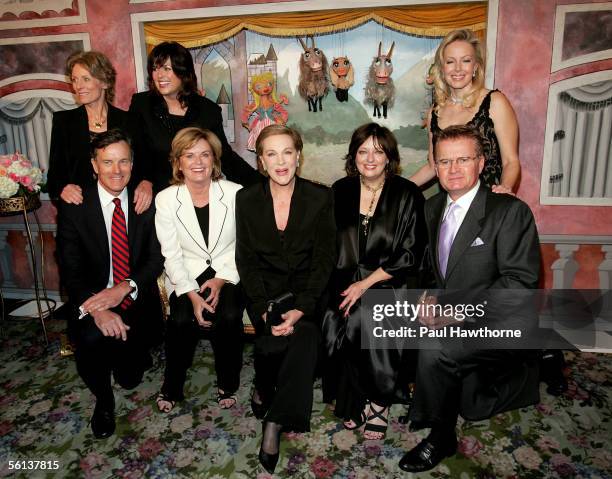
[170,127,223,185]
[431,29,485,110]
[66,51,117,104]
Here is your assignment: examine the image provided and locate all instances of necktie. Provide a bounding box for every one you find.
[438,202,460,278]
[111,198,132,309]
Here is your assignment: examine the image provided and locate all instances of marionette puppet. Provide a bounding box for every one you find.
[297,36,330,113]
[330,56,354,102]
[364,41,396,119]
[241,72,289,151]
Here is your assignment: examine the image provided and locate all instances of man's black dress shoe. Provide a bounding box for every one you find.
[91,403,115,439]
[399,436,457,473]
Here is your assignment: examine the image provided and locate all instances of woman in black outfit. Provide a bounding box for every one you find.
[47,51,151,211]
[322,123,427,440]
[129,41,261,194]
[235,124,335,473]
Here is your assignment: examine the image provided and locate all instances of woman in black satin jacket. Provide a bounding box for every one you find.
[322,123,427,440]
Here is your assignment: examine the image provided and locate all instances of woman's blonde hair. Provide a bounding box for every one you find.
[66,51,117,104]
[170,127,223,185]
[431,29,485,110]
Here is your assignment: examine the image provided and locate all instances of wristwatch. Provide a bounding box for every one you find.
[124,278,137,292]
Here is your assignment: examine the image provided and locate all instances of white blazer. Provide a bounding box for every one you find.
[155,179,242,297]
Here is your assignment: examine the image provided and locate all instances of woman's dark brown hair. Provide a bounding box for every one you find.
[344,123,401,177]
[147,41,198,107]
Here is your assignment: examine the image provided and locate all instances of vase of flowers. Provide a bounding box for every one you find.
[0,152,44,214]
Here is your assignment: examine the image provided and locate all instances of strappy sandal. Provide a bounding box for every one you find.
[343,402,369,430]
[363,402,389,440]
[217,390,237,409]
[156,392,176,413]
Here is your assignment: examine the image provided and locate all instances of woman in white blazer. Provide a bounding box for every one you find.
[155,127,245,411]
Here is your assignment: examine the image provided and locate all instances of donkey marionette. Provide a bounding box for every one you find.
[364,41,395,119]
[297,36,329,113]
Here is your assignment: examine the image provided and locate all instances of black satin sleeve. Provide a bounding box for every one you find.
[378,180,427,281]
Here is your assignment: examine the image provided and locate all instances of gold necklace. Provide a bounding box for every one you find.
[89,106,107,129]
[360,176,385,236]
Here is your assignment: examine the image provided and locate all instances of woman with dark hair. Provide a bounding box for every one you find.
[155,127,245,412]
[409,29,520,193]
[236,124,335,473]
[47,51,148,209]
[129,41,260,195]
[322,122,427,440]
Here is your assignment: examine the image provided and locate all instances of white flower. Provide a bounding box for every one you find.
[0,176,18,198]
[7,161,30,177]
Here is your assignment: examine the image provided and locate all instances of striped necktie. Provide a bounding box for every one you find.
[111,198,132,309]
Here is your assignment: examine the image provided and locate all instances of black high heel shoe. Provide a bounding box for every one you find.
[259,421,282,474]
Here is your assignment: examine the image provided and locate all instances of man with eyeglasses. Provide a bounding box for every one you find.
[399,124,541,472]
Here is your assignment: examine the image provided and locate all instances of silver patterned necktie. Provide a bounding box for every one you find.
[438,202,460,277]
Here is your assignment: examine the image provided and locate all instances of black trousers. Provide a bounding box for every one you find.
[70,306,149,408]
[161,282,245,401]
[409,348,536,429]
[254,320,320,432]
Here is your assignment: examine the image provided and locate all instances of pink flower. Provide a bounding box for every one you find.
[536,436,560,452]
[79,452,109,479]
[8,173,19,182]
[513,446,542,470]
[19,160,32,169]
[536,403,553,415]
[128,405,152,423]
[20,176,33,187]
[138,438,163,460]
[0,156,11,167]
[458,436,483,458]
[310,457,338,478]
[550,454,574,477]
[0,421,13,435]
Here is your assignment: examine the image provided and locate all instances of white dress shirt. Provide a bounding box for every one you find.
[97,183,137,299]
[442,180,481,231]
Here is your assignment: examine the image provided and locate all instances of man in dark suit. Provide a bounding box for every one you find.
[57,129,163,439]
[399,125,541,472]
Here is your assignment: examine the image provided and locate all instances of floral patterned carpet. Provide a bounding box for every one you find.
[1,317,611,479]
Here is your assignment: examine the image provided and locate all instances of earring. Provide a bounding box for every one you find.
[473,70,476,78]
[297,160,300,168]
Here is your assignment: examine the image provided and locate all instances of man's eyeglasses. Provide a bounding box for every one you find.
[435,156,479,169]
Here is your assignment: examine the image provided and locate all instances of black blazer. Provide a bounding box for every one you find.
[425,184,540,291]
[235,177,336,319]
[56,185,164,312]
[129,91,262,192]
[330,175,426,295]
[47,104,130,200]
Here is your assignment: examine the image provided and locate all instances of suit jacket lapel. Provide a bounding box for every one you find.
[175,184,208,253]
[208,181,227,254]
[127,190,139,263]
[283,177,305,245]
[428,193,447,286]
[85,187,110,275]
[445,185,487,280]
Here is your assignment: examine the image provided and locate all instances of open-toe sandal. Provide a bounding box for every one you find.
[364,402,389,440]
[217,390,237,409]
[156,392,176,413]
[343,405,368,430]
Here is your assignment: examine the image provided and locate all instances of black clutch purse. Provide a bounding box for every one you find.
[265,292,295,333]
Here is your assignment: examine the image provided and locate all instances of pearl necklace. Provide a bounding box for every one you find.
[360,176,385,236]
[449,95,464,105]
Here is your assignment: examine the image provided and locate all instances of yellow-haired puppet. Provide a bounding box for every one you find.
[241,72,289,151]
[330,56,354,102]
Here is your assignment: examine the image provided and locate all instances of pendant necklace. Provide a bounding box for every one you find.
[449,95,464,105]
[90,106,107,130]
[360,176,385,236]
